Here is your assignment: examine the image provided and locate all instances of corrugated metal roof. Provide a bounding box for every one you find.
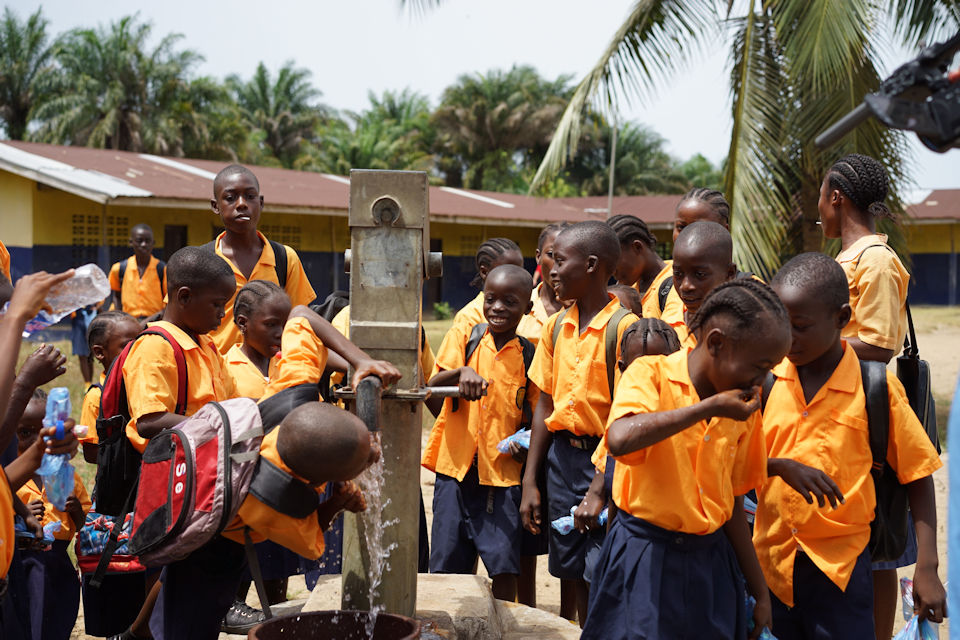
[906,189,960,221]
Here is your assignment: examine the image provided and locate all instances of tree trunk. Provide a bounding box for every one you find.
[798,179,823,254]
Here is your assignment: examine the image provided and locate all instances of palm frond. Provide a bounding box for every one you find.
[886,0,960,44]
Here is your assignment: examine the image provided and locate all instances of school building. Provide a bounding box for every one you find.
[0,141,957,308]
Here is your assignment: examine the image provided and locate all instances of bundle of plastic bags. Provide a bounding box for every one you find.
[894,577,942,640]
[496,429,530,454]
[551,505,609,535]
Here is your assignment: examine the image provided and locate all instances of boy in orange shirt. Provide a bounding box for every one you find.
[208,165,316,354]
[520,221,638,625]
[109,224,167,320]
[755,253,944,638]
[422,265,537,602]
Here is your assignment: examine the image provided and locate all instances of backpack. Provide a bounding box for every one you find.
[200,239,288,288]
[456,323,535,429]
[310,290,350,321]
[117,258,167,311]
[657,270,756,314]
[550,306,632,398]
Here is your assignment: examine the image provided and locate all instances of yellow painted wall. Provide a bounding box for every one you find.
[431,221,541,258]
[0,172,36,247]
[905,222,958,255]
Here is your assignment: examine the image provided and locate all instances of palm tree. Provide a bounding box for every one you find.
[527,1,960,276]
[0,7,55,140]
[227,61,327,168]
[32,15,202,153]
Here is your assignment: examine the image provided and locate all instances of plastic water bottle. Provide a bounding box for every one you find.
[1,264,111,337]
[37,387,75,511]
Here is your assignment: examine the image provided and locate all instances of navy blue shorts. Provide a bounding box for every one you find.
[71,307,95,356]
[872,511,918,570]
[430,465,522,577]
[149,536,246,640]
[582,513,747,640]
[22,540,81,640]
[81,571,147,636]
[772,548,874,639]
[545,433,605,580]
[0,546,31,639]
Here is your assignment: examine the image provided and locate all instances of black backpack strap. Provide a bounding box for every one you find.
[89,481,138,588]
[604,307,632,398]
[550,307,569,350]
[454,323,489,413]
[156,260,166,299]
[244,527,273,621]
[117,259,127,309]
[518,335,536,429]
[258,383,321,433]
[247,457,320,519]
[658,276,674,314]
[761,371,777,413]
[862,360,891,475]
[269,240,288,289]
[903,300,918,357]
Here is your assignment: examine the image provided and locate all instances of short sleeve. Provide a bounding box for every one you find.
[606,356,663,465]
[262,317,329,398]
[433,323,470,374]
[852,252,906,350]
[885,373,942,484]
[283,247,317,307]
[613,312,641,391]
[528,316,557,395]
[123,336,179,420]
[420,333,437,384]
[78,386,101,443]
[330,306,349,337]
[109,262,121,292]
[730,413,768,495]
[74,473,92,513]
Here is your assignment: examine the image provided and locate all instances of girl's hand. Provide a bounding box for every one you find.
[18,344,67,387]
[913,566,946,623]
[708,387,761,421]
[350,359,401,389]
[749,592,773,640]
[6,271,74,321]
[26,499,44,521]
[458,367,487,401]
[573,489,605,534]
[770,459,845,508]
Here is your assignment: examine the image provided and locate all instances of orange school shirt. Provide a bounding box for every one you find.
[637,260,674,319]
[77,374,106,445]
[122,321,237,452]
[453,291,543,347]
[528,294,638,438]
[0,471,13,578]
[210,232,316,354]
[330,306,436,385]
[17,474,92,542]
[261,317,328,401]
[224,344,279,400]
[222,427,327,558]
[0,239,10,281]
[422,324,540,487]
[108,255,167,318]
[605,348,767,534]
[836,234,909,352]
[754,344,941,607]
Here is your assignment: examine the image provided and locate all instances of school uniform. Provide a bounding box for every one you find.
[656,286,690,344]
[581,348,766,640]
[517,283,553,346]
[331,305,437,384]
[453,291,542,345]
[423,323,539,576]
[123,320,238,452]
[755,345,941,639]
[0,469,33,640]
[637,260,674,319]
[17,474,91,640]
[77,374,104,446]
[528,294,637,581]
[837,234,909,353]
[108,255,166,319]
[0,239,10,281]
[210,232,316,354]
[0,471,14,580]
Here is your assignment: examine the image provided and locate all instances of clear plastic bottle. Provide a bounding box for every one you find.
[2,264,111,337]
[37,387,75,511]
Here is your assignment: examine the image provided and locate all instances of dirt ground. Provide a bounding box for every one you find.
[63,306,956,637]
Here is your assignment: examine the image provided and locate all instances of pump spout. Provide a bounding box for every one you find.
[356,376,383,432]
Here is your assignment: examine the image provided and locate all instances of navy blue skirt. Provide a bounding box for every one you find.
[22,540,81,640]
[582,513,748,640]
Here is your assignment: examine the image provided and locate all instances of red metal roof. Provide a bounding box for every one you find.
[906,189,960,220]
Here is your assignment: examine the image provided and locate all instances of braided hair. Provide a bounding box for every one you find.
[538,222,570,250]
[826,153,895,220]
[679,187,730,226]
[86,310,139,353]
[619,318,682,358]
[471,238,521,288]
[233,280,286,324]
[688,278,788,339]
[607,214,657,249]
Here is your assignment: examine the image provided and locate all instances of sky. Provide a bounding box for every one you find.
[16,0,960,190]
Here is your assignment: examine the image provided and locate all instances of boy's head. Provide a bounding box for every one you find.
[211,164,263,234]
[234,280,291,358]
[674,187,730,241]
[88,311,143,371]
[607,214,659,286]
[618,318,682,372]
[671,221,736,315]
[688,279,791,393]
[771,253,851,367]
[166,247,236,335]
[483,265,534,336]
[129,224,155,260]
[17,389,46,455]
[276,402,371,485]
[551,221,620,302]
[607,284,643,318]
[471,238,523,288]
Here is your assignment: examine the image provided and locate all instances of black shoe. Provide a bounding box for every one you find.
[221,600,266,634]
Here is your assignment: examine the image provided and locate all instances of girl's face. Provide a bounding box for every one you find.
[98,319,143,370]
[480,249,524,283]
[536,232,559,290]
[614,240,645,287]
[673,200,726,242]
[817,177,842,239]
[240,294,292,358]
[704,320,790,393]
[16,399,45,454]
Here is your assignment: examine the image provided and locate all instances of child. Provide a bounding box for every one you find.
[422,265,537,602]
[0,238,9,281]
[109,224,167,320]
[70,305,97,386]
[16,389,91,640]
[78,311,142,463]
[667,221,738,343]
[520,223,568,344]
[582,279,792,640]
[607,214,672,318]
[208,165,316,354]
[607,284,643,318]
[616,318,682,373]
[452,237,524,329]
[818,154,914,638]
[757,253,944,638]
[520,221,638,625]
[673,187,731,240]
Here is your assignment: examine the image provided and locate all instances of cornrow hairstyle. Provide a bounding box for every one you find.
[87,310,139,353]
[538,222,570,250]
[772,253,849,312]
[619,317,682,357]
[679,187,731,225]
[607,214,657,250]
[471,238,522,288]
[826,153,895,220]
[687,278,788,340]
[233,279,286,324]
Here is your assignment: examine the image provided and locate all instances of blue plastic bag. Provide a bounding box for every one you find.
[551,505,608,535]
[37,387,74,511]
[893,615,939,640]
[745,594,777,640]
[496,429,531,454]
